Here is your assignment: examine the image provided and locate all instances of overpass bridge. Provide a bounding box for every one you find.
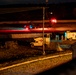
[0,20,76,48]
[0,27,75,38]
[0,27,76,33]
[0,20,76,24]
[0,20,76,33]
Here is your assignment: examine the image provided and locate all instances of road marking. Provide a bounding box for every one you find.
[0,52,72,71]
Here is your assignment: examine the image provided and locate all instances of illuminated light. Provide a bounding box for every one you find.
[24,25,30,30]
[37,28,48,30]
[25,27,29,30]
[50,12,53,14]
[64,32,67,37]
[51,18,57,23]
[30,25,33,29]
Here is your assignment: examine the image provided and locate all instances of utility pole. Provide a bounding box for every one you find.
[43,7,45,55]
[42,0,48,55]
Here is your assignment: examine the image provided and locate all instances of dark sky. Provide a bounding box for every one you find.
[0,0,76,21]
[0,0,76,5]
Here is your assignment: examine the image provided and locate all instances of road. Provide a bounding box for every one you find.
[0,52,72,75]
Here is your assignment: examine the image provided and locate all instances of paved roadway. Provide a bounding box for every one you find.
[0,52,72,75]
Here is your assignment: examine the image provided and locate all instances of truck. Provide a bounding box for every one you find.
[30,34,50,48]
[30,36,63,51]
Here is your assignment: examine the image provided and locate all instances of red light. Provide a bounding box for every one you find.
[51,18,57,23]
[25,27,29,30]
[24,25,30,30]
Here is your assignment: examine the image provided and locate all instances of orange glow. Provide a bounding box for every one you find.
[36,28,48,30]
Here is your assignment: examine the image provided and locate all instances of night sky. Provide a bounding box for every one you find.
[0,0,76,21]
[0,0,76,5]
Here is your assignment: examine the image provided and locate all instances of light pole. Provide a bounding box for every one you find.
[42,7,45,55]
[42,0,48,55]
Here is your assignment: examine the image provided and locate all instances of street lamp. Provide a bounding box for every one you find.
[42,0,48,55]
[42,7,45,55]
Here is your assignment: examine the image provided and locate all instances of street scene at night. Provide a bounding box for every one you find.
[0,0,76,75]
